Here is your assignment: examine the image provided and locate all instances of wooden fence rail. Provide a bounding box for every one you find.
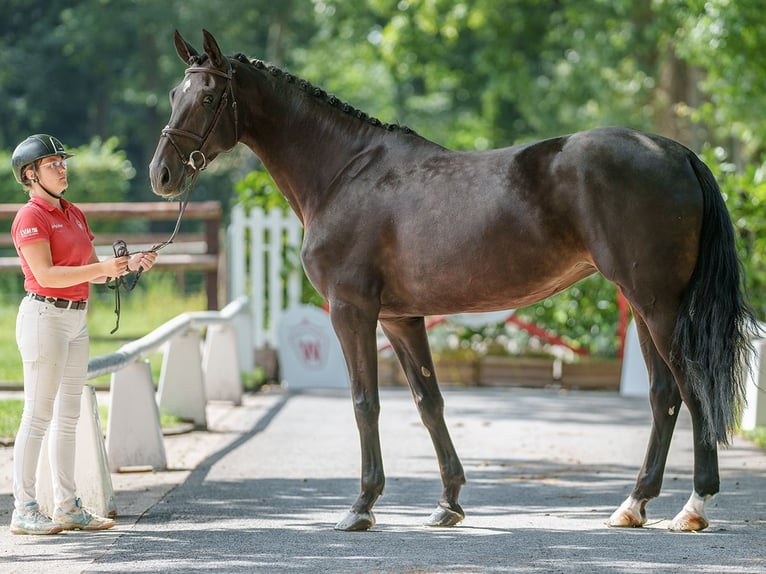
[0,201,222,309]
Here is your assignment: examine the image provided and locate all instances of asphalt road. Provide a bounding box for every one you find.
[1,386,764,573]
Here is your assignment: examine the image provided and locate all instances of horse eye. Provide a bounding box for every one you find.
[202,95,215,106]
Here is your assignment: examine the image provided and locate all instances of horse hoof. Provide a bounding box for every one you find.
[425,504,465,527]
[668,510,708,532]
[606,507,645,528]
[334,509,376,531]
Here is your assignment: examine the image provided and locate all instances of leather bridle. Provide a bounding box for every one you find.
[149,59,239,252]
[161,60,239,173]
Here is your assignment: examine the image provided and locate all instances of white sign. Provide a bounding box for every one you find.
[277,305,349,389]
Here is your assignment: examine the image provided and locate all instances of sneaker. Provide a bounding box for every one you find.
[11,501,63,535]
[53,498,115,531]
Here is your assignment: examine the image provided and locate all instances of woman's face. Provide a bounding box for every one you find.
[33,155,69,192]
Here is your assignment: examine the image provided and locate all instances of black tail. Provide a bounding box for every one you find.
[671,152,760,447]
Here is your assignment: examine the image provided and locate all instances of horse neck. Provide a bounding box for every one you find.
[237,66,380,223]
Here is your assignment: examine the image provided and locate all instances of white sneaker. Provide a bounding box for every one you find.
[10,501,63,535]
[53,498,115,531]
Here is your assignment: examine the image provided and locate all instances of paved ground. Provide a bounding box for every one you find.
[0,385,764,573]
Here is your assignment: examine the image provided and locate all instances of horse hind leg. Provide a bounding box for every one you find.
[667,386,720,531]
[608,313,683,528]
[380,316,466,527]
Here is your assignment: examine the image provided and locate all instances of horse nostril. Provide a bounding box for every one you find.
[160,166,171,187]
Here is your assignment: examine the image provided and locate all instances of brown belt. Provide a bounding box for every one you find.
[27,293,88,311]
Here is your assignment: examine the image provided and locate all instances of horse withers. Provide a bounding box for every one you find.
[149,30,759,532]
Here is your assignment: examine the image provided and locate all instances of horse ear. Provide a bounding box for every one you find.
[202,29,226,70]
[174,30,198,65]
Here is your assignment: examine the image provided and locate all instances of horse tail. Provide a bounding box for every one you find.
[671,151,760,447]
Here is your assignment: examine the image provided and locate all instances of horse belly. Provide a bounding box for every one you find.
[377,231,594,316]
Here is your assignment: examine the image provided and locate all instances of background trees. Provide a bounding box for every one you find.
[1,0,764,353]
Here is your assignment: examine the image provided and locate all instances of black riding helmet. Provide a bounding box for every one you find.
[11,134,74,185]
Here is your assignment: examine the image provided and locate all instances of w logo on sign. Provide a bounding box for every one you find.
[289,321,328,370]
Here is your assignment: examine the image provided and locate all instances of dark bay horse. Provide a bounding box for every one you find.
[149,30,758,532]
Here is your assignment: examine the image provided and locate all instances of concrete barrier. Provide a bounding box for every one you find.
[106,360,167,472]
[203,323,243,405]
[619,319,649,396]
[157,328,207,428]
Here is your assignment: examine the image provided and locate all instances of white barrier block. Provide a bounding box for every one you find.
[231,307,254,373]
[620,319,649,396]
[106,360,167,472]
[157,328,207,427]
[203,323,243,405]
[742,338,766,431]
[37,385,116,518]
[277,304,349,389]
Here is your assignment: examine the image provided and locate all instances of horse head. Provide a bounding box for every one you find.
[149,29,239,198]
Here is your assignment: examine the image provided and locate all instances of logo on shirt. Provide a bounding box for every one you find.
[52,223,64,230]
[20,227,39,236]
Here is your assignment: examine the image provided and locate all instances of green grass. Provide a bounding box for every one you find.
[0,398,23,437]
[743,427,766,449]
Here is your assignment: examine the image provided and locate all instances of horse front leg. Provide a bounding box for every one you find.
[329,300,384,532]
[380,317,466,527]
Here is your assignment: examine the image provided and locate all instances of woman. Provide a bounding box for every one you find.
[9,134,157,535]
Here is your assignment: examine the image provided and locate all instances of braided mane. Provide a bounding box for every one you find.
[229,53,415,135]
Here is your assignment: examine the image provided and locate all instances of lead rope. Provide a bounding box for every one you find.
[106,169,198,333]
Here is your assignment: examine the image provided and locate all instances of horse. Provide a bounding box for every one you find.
[149,30,759,533]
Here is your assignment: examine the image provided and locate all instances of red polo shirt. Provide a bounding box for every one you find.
[11,195,95,301]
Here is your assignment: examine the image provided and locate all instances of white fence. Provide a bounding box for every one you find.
[228,205,303,348]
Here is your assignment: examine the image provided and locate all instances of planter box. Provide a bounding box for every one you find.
[378,355,408,386]
[378,354,622,391]
[478,356,555,388]
[559,359,622,391]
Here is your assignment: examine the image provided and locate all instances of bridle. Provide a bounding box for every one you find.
[108,58,239,333]
[161,59,239,178]
[153,58,239,251]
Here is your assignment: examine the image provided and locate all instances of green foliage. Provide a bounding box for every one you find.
[700,146,766,317]
[675,0,766,160]
[516,275,620,357]
[234,169,288,211]
[65,137,134,203]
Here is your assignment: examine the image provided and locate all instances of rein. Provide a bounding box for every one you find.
[108,60,238,334]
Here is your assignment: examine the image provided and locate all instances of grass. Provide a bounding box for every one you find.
[0,398,23,438]
[743,427,766,449]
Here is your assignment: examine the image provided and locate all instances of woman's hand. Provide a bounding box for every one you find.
[128,251,158,272]
[102,255,130,278]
